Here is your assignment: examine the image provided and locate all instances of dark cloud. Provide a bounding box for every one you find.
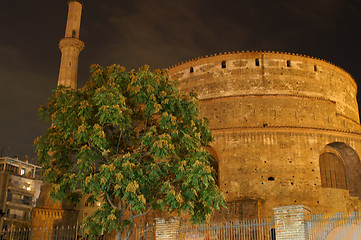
[0,0,361,160]
[80,0,249,70]
[0,64,53,159]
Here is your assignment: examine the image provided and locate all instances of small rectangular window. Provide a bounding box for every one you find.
[286,60,291,67]
[255,59,260,66]
[221,61,226,68]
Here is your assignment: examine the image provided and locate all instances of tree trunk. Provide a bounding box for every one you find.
[115,228,132,240]
[115,230,121,240]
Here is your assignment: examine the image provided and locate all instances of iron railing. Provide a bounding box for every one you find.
[5,211,361,240]
[0,224,155,240]
[180,218,275,240]
[307,211,361,240]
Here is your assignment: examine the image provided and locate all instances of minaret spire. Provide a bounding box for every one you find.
[57,0,84,89]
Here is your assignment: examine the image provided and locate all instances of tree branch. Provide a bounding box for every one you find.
[129,205,153,220]
[118,200,123,219]
[125,222,134,240]
[116,130,123,153]
[106,183,117,209]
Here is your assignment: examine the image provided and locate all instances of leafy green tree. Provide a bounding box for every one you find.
[35,64,225,240]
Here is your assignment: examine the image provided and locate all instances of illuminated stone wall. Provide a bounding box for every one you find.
[169,51,361,218]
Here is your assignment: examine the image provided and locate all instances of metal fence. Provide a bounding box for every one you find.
[0,224,155,240]
[6,211,361,240]
[180,218,275,240]
[307,211,361,240]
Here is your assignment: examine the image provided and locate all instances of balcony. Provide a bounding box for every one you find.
[4,213,31,222]
[6,200,34,209]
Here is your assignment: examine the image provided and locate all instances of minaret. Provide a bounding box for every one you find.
[57,0,84,89]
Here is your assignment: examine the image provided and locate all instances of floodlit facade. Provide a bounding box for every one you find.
[169,51,361,219]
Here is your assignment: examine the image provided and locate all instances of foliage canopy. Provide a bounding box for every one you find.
[35,64,225,238]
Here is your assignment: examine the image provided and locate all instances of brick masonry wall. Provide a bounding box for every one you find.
[155,218,180,240]
[154,204,311,240]
[274,205,311,240]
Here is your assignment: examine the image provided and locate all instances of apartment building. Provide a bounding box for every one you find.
[0,157,42,231]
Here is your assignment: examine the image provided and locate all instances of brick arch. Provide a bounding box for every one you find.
[323,142,361,198]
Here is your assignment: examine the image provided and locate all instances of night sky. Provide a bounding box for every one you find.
[1,0,361,161]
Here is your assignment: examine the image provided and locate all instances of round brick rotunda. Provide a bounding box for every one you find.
[169,51,361,218]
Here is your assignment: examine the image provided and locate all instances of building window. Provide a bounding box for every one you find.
[314,65,317,71]
[221,61,226,69]
[23,195,32,205]
[6,191,12,202]
[286,60,291,67]
[24,211,28,220]
[319,152,347,189]
[255,58,260,66]
[190,67,194,73]
[20,168,25,175]
[72,30,76,38]
[5,209,10,217]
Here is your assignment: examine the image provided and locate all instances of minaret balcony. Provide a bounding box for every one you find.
[59,37,84,52]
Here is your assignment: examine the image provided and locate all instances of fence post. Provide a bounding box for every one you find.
[273,205,311,240]
[155,217,180,240]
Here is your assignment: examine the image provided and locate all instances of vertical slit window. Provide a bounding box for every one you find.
[286,60,291,67]
[221,61,226,69]
[190,67,194,73]
[255,58,260,66]
[314,65,317,71]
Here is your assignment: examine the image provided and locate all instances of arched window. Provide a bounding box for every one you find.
[319,152,347,189]
[190,67,194,73]
[255,58,260,66]
[286,60,291,67]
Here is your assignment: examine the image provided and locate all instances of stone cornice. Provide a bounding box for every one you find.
[200,93,336,104]
[211,125,361,137]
